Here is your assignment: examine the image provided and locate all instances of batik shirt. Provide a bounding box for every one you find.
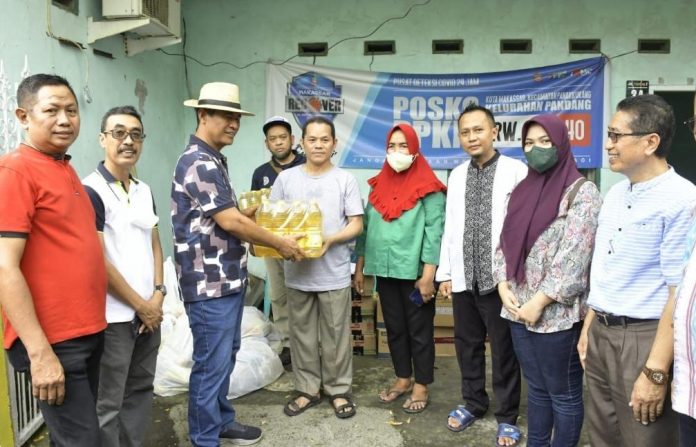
[494,179,602,333]
[463,152,499,294]
[171,135,247,302]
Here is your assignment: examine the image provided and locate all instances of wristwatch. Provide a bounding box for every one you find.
[642,366,669,385]
[154,284,167,296]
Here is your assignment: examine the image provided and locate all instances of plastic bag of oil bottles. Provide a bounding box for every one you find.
[253,198,323,259]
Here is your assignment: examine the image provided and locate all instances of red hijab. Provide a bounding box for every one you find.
[500,114,583,283]
[367,124,447,221]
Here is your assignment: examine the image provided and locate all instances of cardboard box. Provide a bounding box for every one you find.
[375,292,384,324]
[350,275,375,297]
[361,275,375,296]
[352,332,376,355]
[376,326,455,358]
[434,295,454,327]
[377,327,390,359]
[434,326,456,357]
[375,292,451,326]
[351,295,375,319]
[350,316,375,334]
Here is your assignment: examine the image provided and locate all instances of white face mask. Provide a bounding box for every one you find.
[386,152,415,173]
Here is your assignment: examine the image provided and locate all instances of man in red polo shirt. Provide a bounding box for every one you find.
[0,74,107,446]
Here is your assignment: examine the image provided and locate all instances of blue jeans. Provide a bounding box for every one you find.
[185,293,244,447]
[509,322,584,447]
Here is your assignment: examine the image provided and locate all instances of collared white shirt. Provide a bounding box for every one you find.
[588,167,696,319]
[83,162,158,323]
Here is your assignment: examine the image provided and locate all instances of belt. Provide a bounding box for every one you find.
[594,311,658,327]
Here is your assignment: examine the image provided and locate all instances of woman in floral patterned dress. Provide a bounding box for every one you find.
[495,114,602,447]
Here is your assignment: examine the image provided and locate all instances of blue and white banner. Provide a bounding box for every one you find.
[266,57,608,169]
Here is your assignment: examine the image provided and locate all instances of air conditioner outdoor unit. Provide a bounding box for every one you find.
[88,0,182,56]
[103,0,170,27]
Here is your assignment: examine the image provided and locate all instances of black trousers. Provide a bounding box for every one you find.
[680,413,696,447]
[7,332,104,447]
[376,276,435,385]
[452,288,520,425]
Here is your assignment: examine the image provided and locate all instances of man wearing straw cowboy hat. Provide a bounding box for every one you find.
[171,82,304,447]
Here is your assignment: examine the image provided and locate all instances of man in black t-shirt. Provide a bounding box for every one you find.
[251,116,305,190]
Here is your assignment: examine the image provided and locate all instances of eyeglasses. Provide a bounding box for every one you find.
[102,129,146,142]
[606,130,653,144]
[685,116,696,134]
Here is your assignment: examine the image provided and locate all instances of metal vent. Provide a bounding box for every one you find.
[364,41,396,55]
[638,39,670,53]
[432,39,463,54]
[500,39,532,54]
[143,0,168,26]
[569,39,601,53]
[298,42,328,57]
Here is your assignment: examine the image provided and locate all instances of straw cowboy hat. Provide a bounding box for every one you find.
[184,82,254,116]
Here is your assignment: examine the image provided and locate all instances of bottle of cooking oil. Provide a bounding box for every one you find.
[304,199,323,258]
[272,200,290,236]
[237,191,250,211]
[249,190,262,208]
[285,201,307,242]
[253,197,279,257]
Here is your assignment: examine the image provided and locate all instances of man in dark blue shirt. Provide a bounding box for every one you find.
[250,116,306,190]
[171,83,303,447]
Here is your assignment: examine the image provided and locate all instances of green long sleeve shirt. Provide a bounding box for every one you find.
[355,191,445,280]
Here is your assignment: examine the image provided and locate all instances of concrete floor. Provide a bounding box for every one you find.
[29,355,590,447]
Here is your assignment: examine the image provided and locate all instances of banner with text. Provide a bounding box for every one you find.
[266,57,607,169]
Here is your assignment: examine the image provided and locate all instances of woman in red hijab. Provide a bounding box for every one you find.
[354,123,446,414]
[496,114,602,446]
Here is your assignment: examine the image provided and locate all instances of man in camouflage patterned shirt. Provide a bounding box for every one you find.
[171,82,303,447]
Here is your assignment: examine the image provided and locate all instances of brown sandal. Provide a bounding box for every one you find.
[330,393,356,419]
[283,391,321,417]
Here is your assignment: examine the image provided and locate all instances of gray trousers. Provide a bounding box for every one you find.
[265,257,290,348]
[585,319,677,447]
[287,286,352,396]
[97,321,160,447]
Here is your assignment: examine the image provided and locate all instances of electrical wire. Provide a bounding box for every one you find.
[157,0,433,70]
[45,0,92,102]
[604,49,639,60]
[182,16,192,99]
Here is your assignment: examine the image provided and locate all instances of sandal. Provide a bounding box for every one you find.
[402,397,429,414]
[446,405,477,432]
[283,391,321,417]
[378,383,412,403]
[496,423,521,446]
[330,393,356,419]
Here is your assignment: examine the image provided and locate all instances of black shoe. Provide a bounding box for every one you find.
[219,421,262,445]
[279,347,292,366]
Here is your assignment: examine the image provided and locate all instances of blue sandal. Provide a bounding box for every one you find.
[446,405,477,432]
[496,423,521,446]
